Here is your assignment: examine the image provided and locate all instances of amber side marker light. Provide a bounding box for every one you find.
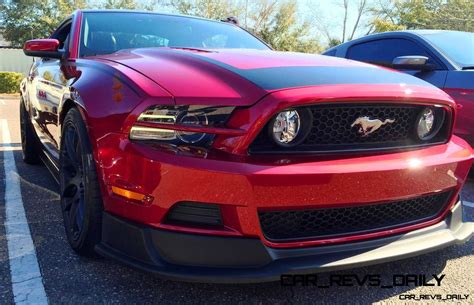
[111,186,154,204]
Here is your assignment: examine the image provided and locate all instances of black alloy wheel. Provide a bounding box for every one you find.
[60,107,103,256]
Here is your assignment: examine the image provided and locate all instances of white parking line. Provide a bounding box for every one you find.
[0,100,5,105]
[464,201,474,208]
[1,119,48,305]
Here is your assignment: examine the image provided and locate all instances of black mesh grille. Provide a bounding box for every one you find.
[305,105,416,145]
[250,104,450,154]
[258,191,452,242]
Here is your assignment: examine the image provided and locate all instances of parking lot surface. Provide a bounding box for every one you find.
[1,95,473,304]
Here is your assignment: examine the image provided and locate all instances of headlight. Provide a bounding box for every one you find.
[176,111,209,143]
[415,107,444,141]
[130,106,235,147]
[269,108,313,147]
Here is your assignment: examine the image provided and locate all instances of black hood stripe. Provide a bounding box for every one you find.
[188,53,432,90]
[238,66,431,90]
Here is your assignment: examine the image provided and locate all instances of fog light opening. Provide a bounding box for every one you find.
[415,107,445,141]
[268,108,313,148]
[165,202,223,227]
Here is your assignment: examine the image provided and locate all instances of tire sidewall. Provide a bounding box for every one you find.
[60,108,102,253]
[19,97,40,164]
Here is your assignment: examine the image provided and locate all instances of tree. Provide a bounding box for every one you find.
[349,0,369,39]
[327,38,342,48]
[315,0,371,45]
[0,0,156,47]
[166,0,322,53]
[370,0,474,33]
[370,18,406,33]
[103,0,140,9]
[0,0,87,47]
[250,1,321,53]
[166,0,243,20]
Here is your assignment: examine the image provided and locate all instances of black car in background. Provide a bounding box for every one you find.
[324,30,474,146]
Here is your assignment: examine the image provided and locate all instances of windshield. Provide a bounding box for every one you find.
[80,12,269,57]
[420,31,474,68]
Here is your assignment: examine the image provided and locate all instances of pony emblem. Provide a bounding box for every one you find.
[351,116,395,137]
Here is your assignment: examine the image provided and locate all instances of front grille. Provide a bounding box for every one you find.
[306,105,416,145]
[250,103,450,154]
[258,191,452,242]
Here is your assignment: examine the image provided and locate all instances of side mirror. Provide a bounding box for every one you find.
[23,39,63,59]
[392,55,434,71]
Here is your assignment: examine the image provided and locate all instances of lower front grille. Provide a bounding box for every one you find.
[258,191,452,242]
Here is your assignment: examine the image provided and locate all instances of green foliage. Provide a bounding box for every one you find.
[0,0,88,47]
[250,1,321,53]
[371,18,406,33]
[102,0,157,10]
[167,0,243,20]
[103,0,140,9]
[327,38,342,48]
[0,72,23,93]
[371,0,474,33]
[0,0,155,47]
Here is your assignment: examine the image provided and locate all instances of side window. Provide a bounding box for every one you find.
[51,22,72,52]
[347,38,438,67]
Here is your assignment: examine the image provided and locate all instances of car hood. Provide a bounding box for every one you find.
[95,48,437,106]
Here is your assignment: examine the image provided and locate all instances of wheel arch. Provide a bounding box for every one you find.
[59,98,82,127]
[58,93,98,164]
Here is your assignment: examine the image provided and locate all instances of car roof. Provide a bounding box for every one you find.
[337,30,471,47]
[400,29,470,35]
[324,29,463,70]
[329,30,470,48]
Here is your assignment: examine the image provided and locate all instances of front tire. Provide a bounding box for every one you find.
[60,107,103,256]
[20,99,41,164]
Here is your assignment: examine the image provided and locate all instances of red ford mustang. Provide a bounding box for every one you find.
[21,10,474,282]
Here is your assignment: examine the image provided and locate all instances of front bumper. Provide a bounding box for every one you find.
[96,200,474,283]
[98,134,473,248]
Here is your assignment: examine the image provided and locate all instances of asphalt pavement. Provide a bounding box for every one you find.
[1,95,473,304]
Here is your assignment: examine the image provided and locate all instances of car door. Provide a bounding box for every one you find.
[345,38,447,88]
[28,20,72,161]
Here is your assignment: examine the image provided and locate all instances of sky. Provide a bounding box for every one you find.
[302,0,377,43]
[144,0,377,45]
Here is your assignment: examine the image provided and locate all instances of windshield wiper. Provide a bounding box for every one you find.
[462,66,474,70]
[167,46,214,53]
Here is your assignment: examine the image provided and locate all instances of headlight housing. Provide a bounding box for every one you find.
[130,105,235,147]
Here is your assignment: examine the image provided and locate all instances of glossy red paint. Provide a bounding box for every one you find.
[90,82,470,249]
[96,78,469,248]
[96,130,472,248]
[444,88,474,146]
[68,10,82,59]
[21,10,473,255]
[92,49,267,106]
[23,39,59,52]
